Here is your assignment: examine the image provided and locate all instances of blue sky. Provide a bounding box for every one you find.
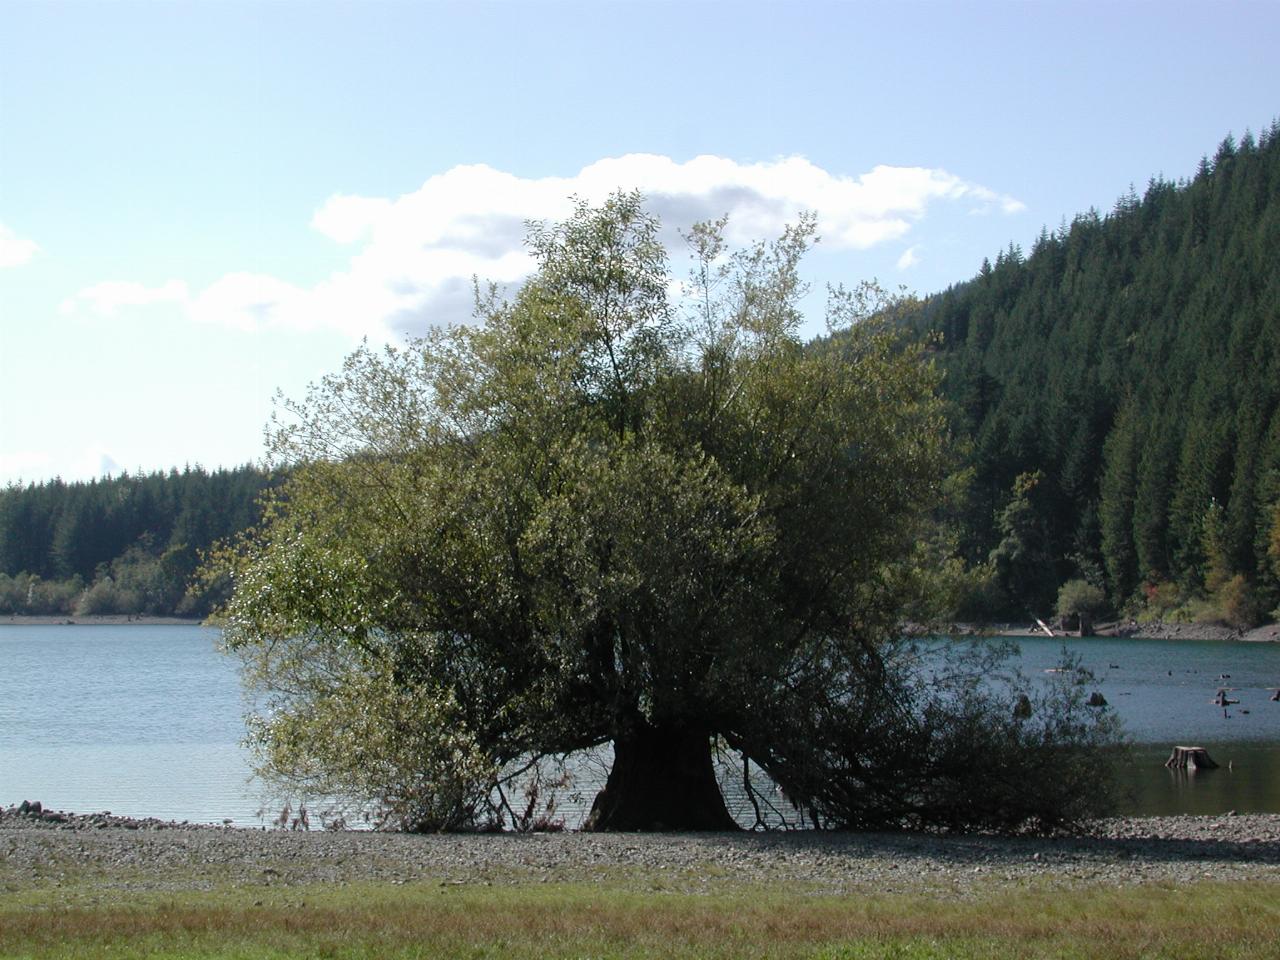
[2,0,1277,484]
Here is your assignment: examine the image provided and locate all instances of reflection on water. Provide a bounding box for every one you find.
[1,625,1277,824]
[1117,743,1280,816]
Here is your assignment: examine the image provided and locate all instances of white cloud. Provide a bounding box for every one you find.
[61,279,189,317]
[187,273,311,332]
[897,246,921,270]
[64,154,1024,340]
[0,223,40,268]
[310,196,394,244]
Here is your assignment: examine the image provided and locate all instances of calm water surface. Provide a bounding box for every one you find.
[1,625,1278,824]
[0,624,259,824]
[1005,634,1280,816]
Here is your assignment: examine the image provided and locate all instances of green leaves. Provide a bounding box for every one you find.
[246,652,494,832]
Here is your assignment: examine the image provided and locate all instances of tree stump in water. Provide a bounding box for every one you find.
[1165,746,1218,770]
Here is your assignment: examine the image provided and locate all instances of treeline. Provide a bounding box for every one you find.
[909,122,1280,626]
[0,466,279,618]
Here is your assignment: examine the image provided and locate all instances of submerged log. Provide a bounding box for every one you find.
[1165,745,1219,770]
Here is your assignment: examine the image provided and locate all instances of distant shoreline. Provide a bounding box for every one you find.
[930,620,1280,643]
[6,614,1277,640]
[2,614,205,626]
[1115,620,1280,644]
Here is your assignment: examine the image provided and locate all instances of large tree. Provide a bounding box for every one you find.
[218,195,1115,833]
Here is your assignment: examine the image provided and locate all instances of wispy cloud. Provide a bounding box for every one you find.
[0,223,40,268]
[62,279,189,317]
[962,183,1027,216]
[63,154,1024,339]
[896,245,921,270]
[0,446,123,484]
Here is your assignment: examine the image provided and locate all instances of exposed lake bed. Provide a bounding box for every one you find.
[3,802,1279,896]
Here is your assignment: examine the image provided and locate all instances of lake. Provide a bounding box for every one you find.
[1,624,1278,826]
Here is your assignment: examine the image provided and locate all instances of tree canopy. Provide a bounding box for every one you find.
[217,194,1117,833]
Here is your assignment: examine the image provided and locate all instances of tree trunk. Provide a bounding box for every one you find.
[583,721,739,831]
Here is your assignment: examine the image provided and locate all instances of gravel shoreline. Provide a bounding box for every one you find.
[4,804,1278,896]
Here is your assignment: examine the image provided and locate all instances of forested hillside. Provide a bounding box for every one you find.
[0,466,278,617]
[910,123,1280,625]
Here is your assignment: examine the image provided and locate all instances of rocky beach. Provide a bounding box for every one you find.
[4,803,1279,898]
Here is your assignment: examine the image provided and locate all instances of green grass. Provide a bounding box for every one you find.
[2,879,1278,959]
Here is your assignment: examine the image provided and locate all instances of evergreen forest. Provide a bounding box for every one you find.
[907,122,1280,627]
[0,466,278,617]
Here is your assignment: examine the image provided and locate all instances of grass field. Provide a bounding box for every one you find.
[3,877,1278,959]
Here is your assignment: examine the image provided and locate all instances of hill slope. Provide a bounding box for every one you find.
[907,123,1280,622]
